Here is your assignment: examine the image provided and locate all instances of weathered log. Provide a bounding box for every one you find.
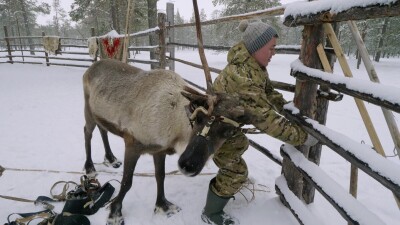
[284,22,322,203]
[3,26,13,63]
[292,71,400,114]
[192,0,213,93]
[158,13,166,69]
[284,1,400,27]
[46,62,89,68]
[169,7,284,29]
[127,58,159,65]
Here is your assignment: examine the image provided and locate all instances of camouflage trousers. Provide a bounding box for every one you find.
[210,132,250,197]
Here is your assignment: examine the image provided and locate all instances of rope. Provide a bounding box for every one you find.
[0,194,36,203]
[0,194,55,210]
[237,179,271,204]
[0,165,216,177]
[386,146,399,158]
[361,140,399,158]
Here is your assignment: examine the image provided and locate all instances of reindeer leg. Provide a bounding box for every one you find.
[84,104,97,177]
[98,127,122,168]
[107,135,141,225]
[153,151,181,217]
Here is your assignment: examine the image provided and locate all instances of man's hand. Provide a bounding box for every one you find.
[303,134,318,147]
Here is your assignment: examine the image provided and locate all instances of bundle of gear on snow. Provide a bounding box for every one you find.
[4,175,115,225]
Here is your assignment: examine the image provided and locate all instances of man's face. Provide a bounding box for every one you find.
[252,37,277,67]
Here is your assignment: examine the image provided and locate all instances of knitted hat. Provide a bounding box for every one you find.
[238,20,278,54]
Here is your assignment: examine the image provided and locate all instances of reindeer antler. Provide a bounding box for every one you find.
[192,0,214,95]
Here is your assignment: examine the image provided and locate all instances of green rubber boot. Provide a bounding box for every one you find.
[201,179,238,225]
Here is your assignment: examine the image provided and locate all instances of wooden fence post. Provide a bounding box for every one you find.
[91,27,97,62]
[3,26,13,64]
[158,13,166,69]
[282,23,323,204]
[166,2,175,71]
[42,31,49,66]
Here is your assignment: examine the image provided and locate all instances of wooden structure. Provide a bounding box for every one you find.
[1,12,167,69]
[166,1,400,224]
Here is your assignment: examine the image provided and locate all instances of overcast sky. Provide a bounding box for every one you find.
[37,0,299,25]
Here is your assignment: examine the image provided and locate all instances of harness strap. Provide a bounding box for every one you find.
[219,116,241,127]
[6,209,55,224]
[15,211,54,224]
[50,181,78,201]
[198,116,215,137]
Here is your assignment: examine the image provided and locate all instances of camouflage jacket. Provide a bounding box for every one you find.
[213,42,308,146]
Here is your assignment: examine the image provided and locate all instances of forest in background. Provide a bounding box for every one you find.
[0,0,399,61]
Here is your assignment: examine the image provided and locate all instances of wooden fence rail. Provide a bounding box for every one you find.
[291,70,400,114]
[280,145,387,225]
[282,106,400,197]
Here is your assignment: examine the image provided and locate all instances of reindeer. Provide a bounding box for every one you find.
[82,59,252,225]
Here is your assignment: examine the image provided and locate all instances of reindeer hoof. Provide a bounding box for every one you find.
[104,157,122,168]
[106,216,124,225]
[85,171,98,179]
[154,203,181,217]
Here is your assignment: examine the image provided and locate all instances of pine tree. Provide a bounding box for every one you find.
[52,0,68,36]
[69,0,147,37]
[174,10,186,48]
[0,0,50,54]
[210,0,281,46]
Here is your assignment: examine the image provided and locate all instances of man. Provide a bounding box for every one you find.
[201,20,318,225]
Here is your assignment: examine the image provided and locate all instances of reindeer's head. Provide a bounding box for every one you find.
[178,86,253,177]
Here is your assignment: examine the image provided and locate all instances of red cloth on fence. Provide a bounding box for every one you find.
[98,31,125,61]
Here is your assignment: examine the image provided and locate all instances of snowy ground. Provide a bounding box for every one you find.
[0,49,399,225]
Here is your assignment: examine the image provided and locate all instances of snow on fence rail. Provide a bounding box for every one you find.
[290,59,400,113]
[280,103,400,224]
[280,145,386,225]
[283,0,400,26]
[282,104,400,197]
[275,175,324,225]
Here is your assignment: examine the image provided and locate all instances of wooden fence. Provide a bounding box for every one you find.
[0,12,166,69]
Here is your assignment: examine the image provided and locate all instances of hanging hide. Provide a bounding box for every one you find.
[87,37,98,60]
[42,36,61,55]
